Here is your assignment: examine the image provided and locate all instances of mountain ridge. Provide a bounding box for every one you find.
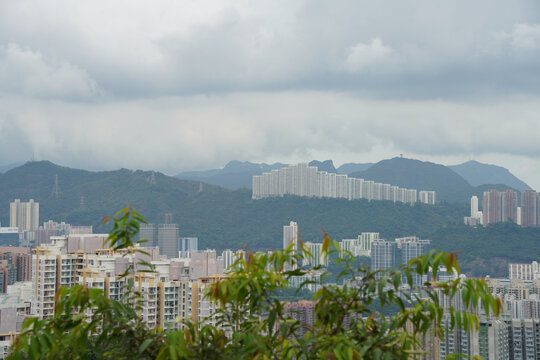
[348,157,519,203]
[449,160,531,192]
[1,160,539,275]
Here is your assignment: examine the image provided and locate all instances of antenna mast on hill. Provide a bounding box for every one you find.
[80,195,85,209]
[199,181,203,193]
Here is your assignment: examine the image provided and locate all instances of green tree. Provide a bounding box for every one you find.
[9,209,501,360]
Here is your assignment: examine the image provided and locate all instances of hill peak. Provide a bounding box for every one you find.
[349,157,473,202]
[449,160,531,191]
[309,160,336,173]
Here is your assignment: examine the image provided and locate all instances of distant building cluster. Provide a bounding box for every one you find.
[338,232,380,258]
[0,247,31,294]
[1,200,93,248]
[139,215,198,259]
[371,236,431,286]
[465,189,540,227]
[252,163,436,205]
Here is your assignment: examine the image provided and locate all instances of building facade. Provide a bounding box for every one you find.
[9,199,39,232]
[252,163,424,205]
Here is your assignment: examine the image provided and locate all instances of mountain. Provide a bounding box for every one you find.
[176,161,288,190]
[449,160,531,192]
[0,160,466,250]
[0,161,224,227]
[349,157,478,203]
[336,163,374,174]
[308,160,336,173]
[2,161,539,274]
[0,162,23,173]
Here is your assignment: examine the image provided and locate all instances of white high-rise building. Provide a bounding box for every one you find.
[471,196,479,216]
[464,196,483,226]
[283,221,298,270]
[419,191,436,205]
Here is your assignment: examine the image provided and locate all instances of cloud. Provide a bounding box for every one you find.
[0,0,540,99]
[1,1,540,189]
[2,92,540,188]
[344,38,393,72]
[510,23,540,50]
[0,43,101,99]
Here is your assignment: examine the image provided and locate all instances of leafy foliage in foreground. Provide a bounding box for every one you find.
[9,209,502,359]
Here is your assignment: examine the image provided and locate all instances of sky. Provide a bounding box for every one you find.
[1,0,540,188]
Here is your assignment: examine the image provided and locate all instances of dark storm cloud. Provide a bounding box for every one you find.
[1,0,540,99]
[1,1,540,188]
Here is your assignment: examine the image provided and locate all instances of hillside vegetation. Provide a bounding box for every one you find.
[1,161,539,276]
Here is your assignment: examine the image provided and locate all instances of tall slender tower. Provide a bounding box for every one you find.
[471,196,479,217]
[283,221,298,270]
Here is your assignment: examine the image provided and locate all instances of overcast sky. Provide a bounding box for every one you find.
[1,0,540,188]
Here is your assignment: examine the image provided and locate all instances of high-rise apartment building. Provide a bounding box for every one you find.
[400,237,430,287]
[281,301,316,338]
[31,235,224,329]
[9,199,39,231]
[507,319,540,359]
[509,261,540,281]
[358,232,379,256]
[302,242,327,267]
[139,223,156,247]
[483,190,501,226]
[371,240,396,277]
[179,237,198,258]
[283,221,298,270]
[158,224,179,258]
[500,189,518,223]
[471,196,479,217]
[418,191,436,205]
[521,190,538,227]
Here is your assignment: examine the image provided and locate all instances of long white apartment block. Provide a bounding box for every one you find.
[252,163,427,205]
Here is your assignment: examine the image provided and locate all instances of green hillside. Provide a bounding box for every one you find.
[431,222,540,277]
[349,157,474,202]
[0,161,465,250]
[2,161,539,277]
